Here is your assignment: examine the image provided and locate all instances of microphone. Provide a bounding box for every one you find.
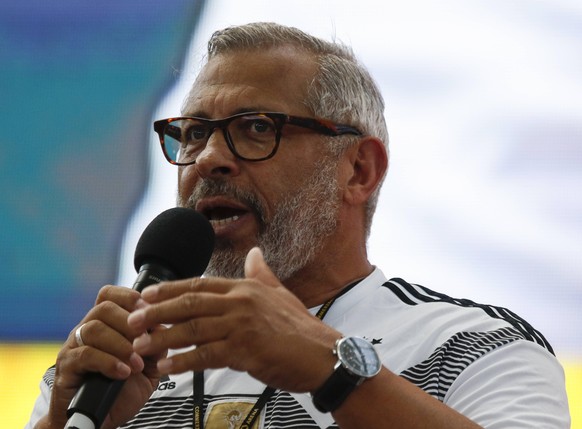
[65,207,214,429]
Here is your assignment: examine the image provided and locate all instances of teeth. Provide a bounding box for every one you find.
[209,215,240,226]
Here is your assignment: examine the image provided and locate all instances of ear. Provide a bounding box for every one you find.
[343,137,388,206]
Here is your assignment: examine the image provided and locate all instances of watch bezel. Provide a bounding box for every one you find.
[336,336,381,379]
[312,336,382,413]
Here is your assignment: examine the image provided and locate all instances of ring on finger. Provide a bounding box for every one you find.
[75,323,87,347]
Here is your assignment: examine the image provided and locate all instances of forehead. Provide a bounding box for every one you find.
[183,46,318,117]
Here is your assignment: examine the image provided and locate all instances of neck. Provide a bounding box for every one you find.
[283,215,373,307]
[284,258,374,308]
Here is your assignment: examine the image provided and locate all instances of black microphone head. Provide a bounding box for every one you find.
[134,207,215,279]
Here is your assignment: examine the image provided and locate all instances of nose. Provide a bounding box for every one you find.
[194,129,241,179]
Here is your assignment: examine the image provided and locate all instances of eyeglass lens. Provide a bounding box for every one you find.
[162,114,279,163]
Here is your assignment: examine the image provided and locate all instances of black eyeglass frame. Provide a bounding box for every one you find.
[153,111,363,165]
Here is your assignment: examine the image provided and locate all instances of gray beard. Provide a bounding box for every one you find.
[177,158,340,281]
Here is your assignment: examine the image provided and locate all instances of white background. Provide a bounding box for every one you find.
[117,0,582,357]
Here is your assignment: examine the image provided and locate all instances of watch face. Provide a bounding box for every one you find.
[337,337,381,378]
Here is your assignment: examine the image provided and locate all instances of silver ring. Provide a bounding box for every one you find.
[75,323,86,347]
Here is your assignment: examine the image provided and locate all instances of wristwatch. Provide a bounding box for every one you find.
[312,336,381,413]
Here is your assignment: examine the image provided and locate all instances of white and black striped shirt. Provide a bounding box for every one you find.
[28,269,570,428]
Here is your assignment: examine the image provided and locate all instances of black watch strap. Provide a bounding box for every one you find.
[312,363,360,413]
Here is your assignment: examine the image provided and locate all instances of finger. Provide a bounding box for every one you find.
[139,325,169,380]
[68,320,145,373]
[132,316,230,355]
[71,320,139,361]
[94,284,144,311]
[81,299,144,341]
[58,345,135,381]
[156,341,231,375]
[127,291,227,331]
[244,247,279,286]
[140,276,236,304]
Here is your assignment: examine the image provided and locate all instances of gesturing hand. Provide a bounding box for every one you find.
[128,247,341,393]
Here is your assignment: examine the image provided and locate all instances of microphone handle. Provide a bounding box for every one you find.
[65,375,123,429]
[65,263,176,429]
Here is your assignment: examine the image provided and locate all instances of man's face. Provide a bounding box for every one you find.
[177,47,343,280]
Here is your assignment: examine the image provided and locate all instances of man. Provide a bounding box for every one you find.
[28,22,569,428]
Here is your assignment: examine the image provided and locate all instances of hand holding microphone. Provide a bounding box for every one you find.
[64,208,214,429]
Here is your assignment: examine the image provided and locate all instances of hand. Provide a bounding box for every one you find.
[42,286,166,429]
[128,247,341,393]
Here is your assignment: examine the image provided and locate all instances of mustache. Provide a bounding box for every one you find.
[180,179,268,227]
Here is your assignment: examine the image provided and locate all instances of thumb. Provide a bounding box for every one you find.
[244,247,279,286]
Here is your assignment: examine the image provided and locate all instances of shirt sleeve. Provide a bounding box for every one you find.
[444,340,570,428]
[24,370,53,429]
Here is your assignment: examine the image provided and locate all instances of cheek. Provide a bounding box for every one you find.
[177,165,198,199]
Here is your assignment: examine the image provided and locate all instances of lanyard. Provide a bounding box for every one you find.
[192,279,361,429]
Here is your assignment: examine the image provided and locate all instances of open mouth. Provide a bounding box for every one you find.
[196,197,252,228]
[204,206,247,226]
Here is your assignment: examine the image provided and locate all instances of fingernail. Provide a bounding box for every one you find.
[127,309,146,327]
[135,298,149,310]
[116,361,131,378]
[157,358,173,373]
[133,333,151,352]
[141,285,159,300]
[129,352,144,372]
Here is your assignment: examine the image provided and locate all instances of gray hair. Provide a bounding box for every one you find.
[205,22,388,238]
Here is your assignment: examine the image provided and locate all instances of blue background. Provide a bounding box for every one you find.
[0,0,204,340]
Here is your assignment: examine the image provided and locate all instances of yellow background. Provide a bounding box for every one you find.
[2,343,579,428]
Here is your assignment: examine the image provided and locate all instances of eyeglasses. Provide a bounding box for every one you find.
[153,111,363,165]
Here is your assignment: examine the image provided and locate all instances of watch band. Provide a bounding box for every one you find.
[312,361,361,413]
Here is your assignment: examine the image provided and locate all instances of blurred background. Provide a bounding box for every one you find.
[1,0,580,426]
